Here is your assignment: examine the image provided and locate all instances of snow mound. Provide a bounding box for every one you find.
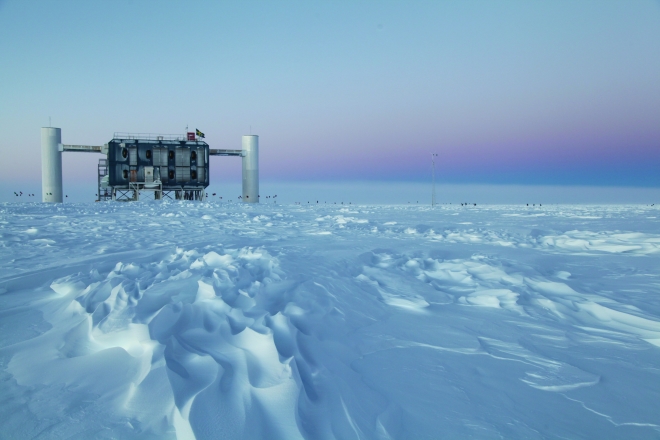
[535,230,660,254]
[9,247,307,438]
[2,202,660,439]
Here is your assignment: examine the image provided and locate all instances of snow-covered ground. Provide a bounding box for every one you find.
[1,202,659,439]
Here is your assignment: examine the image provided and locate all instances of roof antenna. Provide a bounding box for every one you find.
[49,116,51,127]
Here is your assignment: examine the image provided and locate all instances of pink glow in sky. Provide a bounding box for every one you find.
[1,1,658,189]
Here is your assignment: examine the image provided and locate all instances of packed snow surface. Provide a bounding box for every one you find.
[1,202,659,439]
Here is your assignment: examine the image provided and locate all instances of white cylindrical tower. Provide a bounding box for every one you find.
[41,127,63,203]
[242,135,259,203]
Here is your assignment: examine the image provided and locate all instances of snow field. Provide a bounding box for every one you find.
[0,202,659,439]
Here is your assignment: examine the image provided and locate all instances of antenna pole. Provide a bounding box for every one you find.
[431,153,437,207]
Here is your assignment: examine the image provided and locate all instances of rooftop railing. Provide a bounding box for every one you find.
[112,132,189,141]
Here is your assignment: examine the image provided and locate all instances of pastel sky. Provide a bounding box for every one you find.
[1,0,659,191]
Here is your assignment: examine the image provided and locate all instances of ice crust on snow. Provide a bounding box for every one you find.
[1,202,659,439]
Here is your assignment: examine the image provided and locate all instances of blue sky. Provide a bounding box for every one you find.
[1,0,659,201]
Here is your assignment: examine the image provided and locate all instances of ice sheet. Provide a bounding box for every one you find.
[1,202,659,439]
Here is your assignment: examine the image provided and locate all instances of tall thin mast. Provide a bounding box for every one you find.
[431,153,437,206]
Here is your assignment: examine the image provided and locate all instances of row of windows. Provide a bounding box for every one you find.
[119,148,205,164]
[121,168,205,181]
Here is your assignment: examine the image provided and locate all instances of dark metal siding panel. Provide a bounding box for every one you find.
[109,164,129,186]
[139,147,151,163]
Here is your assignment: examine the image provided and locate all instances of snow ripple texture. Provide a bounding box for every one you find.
[1,202,659,439]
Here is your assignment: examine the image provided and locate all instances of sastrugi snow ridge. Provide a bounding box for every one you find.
[0,202,659,439]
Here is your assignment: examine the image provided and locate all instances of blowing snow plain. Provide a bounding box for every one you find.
[1,202,659,439]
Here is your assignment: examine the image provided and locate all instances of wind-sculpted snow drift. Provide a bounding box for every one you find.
[4,247,394,439]
[1,202,659,439]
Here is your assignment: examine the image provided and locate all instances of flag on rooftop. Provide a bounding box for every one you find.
[196,129,205,138]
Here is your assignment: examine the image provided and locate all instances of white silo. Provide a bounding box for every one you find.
[242,135,259,203]
[41,127,63,203]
